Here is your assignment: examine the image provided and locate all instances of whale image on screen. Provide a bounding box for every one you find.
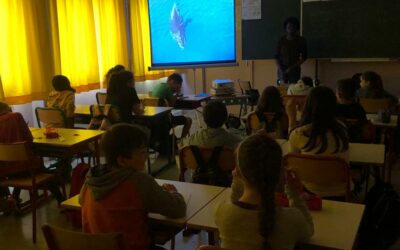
[148,0,236,67]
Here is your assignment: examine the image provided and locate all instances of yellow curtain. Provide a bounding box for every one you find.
[0,0,54,104]
[50,0,100,92]
[130,0,173,81]
[93,0,129,88]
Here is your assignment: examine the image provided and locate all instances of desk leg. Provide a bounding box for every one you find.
[94,139,100,166]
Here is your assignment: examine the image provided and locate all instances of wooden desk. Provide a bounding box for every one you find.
[211,94,250,117]
[279,140,385,166]
[30,128,104,163]
[61,179,225,227]
[187,188,365,250]
[175,94,211,109]
[74,104,172,118]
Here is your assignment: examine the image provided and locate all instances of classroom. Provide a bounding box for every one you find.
[1,0,400,250]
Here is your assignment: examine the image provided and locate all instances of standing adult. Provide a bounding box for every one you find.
[275,17,307,84]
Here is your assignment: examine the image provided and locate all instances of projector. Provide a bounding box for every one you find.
[210,79,235,96]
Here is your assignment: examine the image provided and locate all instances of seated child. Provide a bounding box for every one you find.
[0,102,65,206]
[80,123,186,250]
[179,101,241,149]
[47,75,75,128]
[336,78,367,120]
[357,71,397,105]
[287,76,313,95]
[255,86,288,138]
[215,134,313,250]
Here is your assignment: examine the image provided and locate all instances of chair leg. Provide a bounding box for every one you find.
[30,189,37,243]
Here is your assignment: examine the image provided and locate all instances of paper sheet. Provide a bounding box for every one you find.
[242,0,262,20]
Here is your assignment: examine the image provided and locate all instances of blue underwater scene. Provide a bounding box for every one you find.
[148,0,236,65]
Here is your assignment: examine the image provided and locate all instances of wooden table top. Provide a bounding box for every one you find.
[30,128,104,147]
[187,188,365,250]
[74,104,173,118]
[61,179,225,226]
[279,140,385,165]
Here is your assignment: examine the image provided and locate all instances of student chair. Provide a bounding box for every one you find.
[282,95,306,113]
[41,224,130,250]
[35,107,67,128]
[359,98,392,114]
[245,112,288,138]
[345,119,376,143]
[277,85,289,96]
[283,153,352,201]
[96,92,107,105]
[178,146,235,182]
[0,142,57,243]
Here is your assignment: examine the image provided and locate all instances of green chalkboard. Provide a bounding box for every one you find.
[241,0,300,60]
[303,0,400,58]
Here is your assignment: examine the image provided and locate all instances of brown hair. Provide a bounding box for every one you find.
[237,134,282,249]
[101,123,148,166]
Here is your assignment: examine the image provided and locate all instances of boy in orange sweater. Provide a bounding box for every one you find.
[80,124,186,250]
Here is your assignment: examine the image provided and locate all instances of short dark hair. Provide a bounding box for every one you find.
[203,101,228,128]
[167,73,183,85]
[52,75,75,92]
[337,78,357,100]
[284,17,300,31]
[101,123,148,166]
[301,76,313,88]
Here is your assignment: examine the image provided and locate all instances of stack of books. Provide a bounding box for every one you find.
[210,79,235,96]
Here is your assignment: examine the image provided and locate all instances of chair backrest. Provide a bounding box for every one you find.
[0,142,29,162]
[283,153,351,200]
[246,112,288,136]
[178,146,235,182]
[96,92,107,105]
[88,104,121,130]
[277,85,288,96]
[282,95,307,112]
[345,118,376,143]
[246,112,262,133]
[359,98,392,113]
[35,107,67,128]
[42,224,129,250]
[142,97,160,107]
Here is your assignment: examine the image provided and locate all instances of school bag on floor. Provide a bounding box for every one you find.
[358,179,400,250]
[65,162,91,228]
[190,146,232,187]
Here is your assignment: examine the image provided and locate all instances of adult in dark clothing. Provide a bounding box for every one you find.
[106,70,143,123]
[275,17,307,84]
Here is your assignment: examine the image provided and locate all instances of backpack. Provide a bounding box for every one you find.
[65,162,91,228]
[190,146,232,187]
[358,180,400,250]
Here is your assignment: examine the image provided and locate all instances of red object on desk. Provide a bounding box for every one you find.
[275,192,322,211]
[44,128,59,139]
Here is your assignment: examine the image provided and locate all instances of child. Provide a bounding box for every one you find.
[287,76,313,95]
[152,73,192,138]
[357,71,397,104]
[0,102,65,206]
[104,64,125,87]
[179,101,240,149]
[215,134,313,250]
[255,86,288,138]
[106,70,144,123]
[286,86,349,197]
[336,78,367,120]
[47,75,75,128]
[80,124,186,250]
